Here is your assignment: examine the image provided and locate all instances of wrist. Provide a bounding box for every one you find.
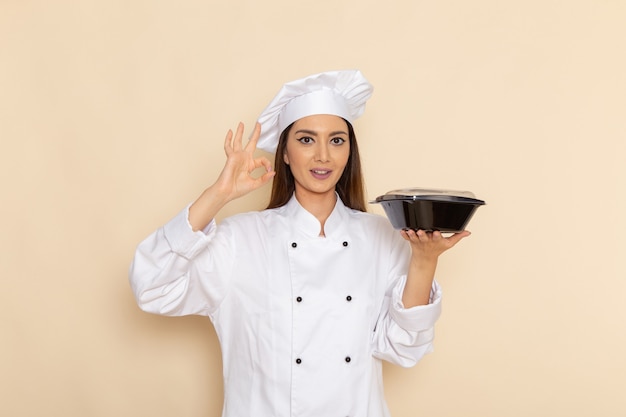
[410,253,439,268]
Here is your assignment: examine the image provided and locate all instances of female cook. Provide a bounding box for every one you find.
[129,70,470,417]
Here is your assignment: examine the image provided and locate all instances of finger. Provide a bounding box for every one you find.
[400,229,411,241]
[253,156,274,173]
[256,169,276,187]
[407,229,421,241]
[446,230,471,246]
[431,231,443,241]
[232,122,245,152]
[223,129,234,155]
[244,122,262,152]
[248,161,276,190]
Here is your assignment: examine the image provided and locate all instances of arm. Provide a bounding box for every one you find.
[189,122,275,230]
[129,208,224,316]
[371,227,469,367]
[129,123,275,315]
[372,277,442,367]
[400,229,470,307]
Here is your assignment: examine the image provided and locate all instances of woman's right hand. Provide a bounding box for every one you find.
[214,122,275,202]
[188,122,275,231]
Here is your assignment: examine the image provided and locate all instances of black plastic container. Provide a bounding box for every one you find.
[371,188,485,233]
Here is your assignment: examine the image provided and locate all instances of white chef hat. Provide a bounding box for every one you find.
[256,70,373,153]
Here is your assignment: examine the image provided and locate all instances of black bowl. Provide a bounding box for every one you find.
[371,188,485,233]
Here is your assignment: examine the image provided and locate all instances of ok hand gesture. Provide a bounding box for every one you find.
[189,122,275,231]
[214,122,275,202]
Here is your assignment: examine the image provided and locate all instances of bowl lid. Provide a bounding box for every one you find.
[372,187,485,204]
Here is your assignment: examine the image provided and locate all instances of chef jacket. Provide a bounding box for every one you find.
[129,194,442,417]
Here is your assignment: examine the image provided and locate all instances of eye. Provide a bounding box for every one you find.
[330,137,346,145]
[297,136,314,144]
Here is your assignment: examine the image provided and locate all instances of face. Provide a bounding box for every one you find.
[283,114,350,202]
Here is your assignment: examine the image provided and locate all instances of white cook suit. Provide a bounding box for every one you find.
[129,194,442,417]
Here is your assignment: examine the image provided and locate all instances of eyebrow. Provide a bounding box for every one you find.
[294,129,348,136]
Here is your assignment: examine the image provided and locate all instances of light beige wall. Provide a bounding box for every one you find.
[2,1,624,416]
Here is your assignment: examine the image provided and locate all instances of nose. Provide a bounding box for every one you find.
[314,142,330,162]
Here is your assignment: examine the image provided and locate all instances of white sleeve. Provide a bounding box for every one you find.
[128,206,234,317]
[371,277,442,367]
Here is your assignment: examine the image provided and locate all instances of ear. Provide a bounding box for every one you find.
[283,151,290,165]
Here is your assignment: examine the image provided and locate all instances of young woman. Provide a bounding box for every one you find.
[130,70,469,417]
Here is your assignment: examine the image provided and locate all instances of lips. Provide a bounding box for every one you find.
[310,169,332,180]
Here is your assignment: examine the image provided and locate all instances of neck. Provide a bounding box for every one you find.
[294,189,337,235]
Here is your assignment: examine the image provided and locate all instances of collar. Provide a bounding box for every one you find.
[284,193,349,238]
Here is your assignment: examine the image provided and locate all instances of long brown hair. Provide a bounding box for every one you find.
[266,119,367,212]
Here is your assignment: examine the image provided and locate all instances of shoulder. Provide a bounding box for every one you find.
[344,207,400,240]
[347,207,393,228]
[219,206,288,231]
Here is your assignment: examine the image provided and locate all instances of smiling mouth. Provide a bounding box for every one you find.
[310,169,332,179]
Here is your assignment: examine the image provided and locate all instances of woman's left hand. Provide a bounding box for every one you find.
[400,229,471,261]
